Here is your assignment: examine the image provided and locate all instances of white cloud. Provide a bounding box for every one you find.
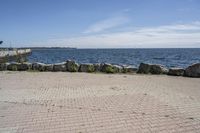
[83,16,130,34]
[35,22,200,48]
[137,22,200,33]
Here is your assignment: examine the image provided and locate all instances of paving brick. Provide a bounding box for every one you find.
[0,72,200,132]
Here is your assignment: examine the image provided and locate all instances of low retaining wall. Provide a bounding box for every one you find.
[0,60,199,78]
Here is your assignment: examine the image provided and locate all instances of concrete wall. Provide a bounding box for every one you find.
[0,49,31,58]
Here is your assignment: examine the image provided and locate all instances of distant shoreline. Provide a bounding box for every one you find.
[0,47,77,50]
[1,47,200,50]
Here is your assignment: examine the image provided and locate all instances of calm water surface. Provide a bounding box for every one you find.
[28,48,200,68]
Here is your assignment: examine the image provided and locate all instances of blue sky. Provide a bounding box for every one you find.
[0,0,200,48]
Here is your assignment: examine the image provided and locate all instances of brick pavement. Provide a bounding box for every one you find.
[0,72,200,133]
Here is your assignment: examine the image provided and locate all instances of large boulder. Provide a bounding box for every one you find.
[185,63,200,77]
[101,63,122,73]
[113,65,123,73]
[45,64,54,71]
[53,62,67,71]
[150,64,168,74]
[32,62,46,71]
[137,63,152,74]
[1,61,31,71]
[122,65,138,73]
[17,62,32,71]
[168,68,185,76]
[93,63,104,72]
[0,63,7,71]
[137,63,168,74]
[66,60,79,72]
[7,62,20,71]
[79,64,95,72]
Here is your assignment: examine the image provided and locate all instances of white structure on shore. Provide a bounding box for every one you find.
[0,49,31,58]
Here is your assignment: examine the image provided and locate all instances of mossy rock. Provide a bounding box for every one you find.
[69,63,79,72]
[122,68,129,73]
[93,63,103,72]
[104,66,115,73]
[53,62,66,72]
[66,60,79,72]
[88,65,95,72]
[122,66,138,73]
[138,63,168,74]
[32,62,46,71]
[18,62,32,71]
[45,64,54,71]
[79,64,95,73]
[7,63,19,71]
[101,63,121,73]
[0,63,7,71]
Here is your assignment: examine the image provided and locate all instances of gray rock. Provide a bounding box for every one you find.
[18,62,32,71]
[93,63,103,72]
[32,62,46,71]
[122,66,138,73]
[79,64,95,72]
[5,63,10,70]
[137,63,168,74]
[0,63,7,71]
[150,64,168,74]
[185,63,200,77]
[101,63,121,73]
[113,65,123,73]
[53,62,67,71]
[45,64,54,71]
[66,60,79,72]
[168,68,185,76]
[7,62,20,71]
[137,63,151,74]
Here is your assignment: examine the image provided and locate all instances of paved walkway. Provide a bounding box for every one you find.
[0,72,200,133]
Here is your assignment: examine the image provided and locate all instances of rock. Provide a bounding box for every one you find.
[79,64,95,72]
[101,63,121,73]
[45,64,54,71]
[5,63,10,69]
[17,62,32,71]
[53,62,67,71]
[150,64,168,74]
[1,62,31,71]
[113,65,123,73]
[137,63,168,74]
[16,56,27,63]
[185,63,200,77]
[137,63,151,74]
[122,66,138,73]
[93,63,103,72]
[66,60,79,72]
[0,63,7,71]
[32,62,46,71]
[7,62,20,71]
[168,68,185,76]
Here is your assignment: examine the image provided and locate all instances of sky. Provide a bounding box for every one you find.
[0,0,200,48]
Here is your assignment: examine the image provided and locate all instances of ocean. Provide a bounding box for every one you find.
[28,48,200,68]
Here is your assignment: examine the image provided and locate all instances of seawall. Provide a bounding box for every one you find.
[0,60,199,78]
[0,49,31,62]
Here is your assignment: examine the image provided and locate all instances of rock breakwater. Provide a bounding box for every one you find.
[0,60,199,77]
